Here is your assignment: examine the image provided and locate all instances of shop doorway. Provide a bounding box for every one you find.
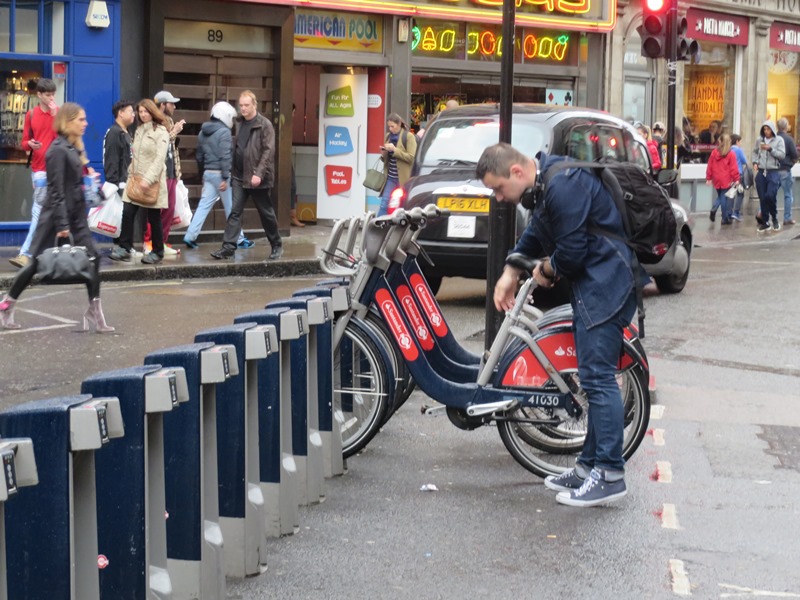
[162,51,277,230]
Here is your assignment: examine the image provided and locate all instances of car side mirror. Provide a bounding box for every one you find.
[657,169,679,186]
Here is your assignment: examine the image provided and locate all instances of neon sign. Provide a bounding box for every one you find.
[411,21,574,64]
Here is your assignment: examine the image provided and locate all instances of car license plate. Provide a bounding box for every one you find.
[436,196,489,213]
[447,215,476,239]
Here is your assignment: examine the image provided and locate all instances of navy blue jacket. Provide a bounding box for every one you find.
[512,154,635,329]
[196,118,232,180]
[777,131,798,170]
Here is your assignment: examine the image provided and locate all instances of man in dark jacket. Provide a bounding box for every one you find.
[776,117,798,225]
[211,90,282,260]
[103,100,134,190]
[477,143,636,508]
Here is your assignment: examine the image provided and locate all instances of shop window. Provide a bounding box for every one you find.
[15,1,39,54]
[683,41,736,154]
[0,6,10,52]
[0,1,64,54]
[767,50,800,138]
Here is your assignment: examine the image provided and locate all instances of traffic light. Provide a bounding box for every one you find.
[676,16,699,61]
[638,0,668,59]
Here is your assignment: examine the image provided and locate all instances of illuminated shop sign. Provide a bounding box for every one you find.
[295,9,383,52]
[260,0,614,32]
[411,19,577,65]
[770,22,800,52]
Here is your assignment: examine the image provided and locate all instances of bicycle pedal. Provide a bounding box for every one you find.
[420,405,446,416]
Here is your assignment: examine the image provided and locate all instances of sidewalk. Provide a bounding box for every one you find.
[0,225,333,290]
[1,214,797,290]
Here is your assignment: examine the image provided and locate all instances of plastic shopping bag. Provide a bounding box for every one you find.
[88,192,123,238]
[171,180,192,229]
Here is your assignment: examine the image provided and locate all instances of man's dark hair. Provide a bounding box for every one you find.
[112,99,133,119]
[476,142,528,180]
[36,78,56,94]
[731,134,742,145]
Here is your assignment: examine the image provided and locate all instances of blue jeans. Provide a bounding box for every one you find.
[377,177,399,217]
[755,170,781,226]
[20,171,47,256]
[574,292,637,474]
[184,171,244,243]
[780,169,794,222]
[711,188,731,222]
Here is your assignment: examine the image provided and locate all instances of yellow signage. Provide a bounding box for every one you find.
[295,10,383,53]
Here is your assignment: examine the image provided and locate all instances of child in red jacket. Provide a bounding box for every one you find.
[706,133,740,225]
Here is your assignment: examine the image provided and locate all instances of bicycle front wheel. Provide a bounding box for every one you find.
[334,317,394,457]
[497,363,650,479]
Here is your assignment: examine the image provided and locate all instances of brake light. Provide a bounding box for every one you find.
[387,186,406,214]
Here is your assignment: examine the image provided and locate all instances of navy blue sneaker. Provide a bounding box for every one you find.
[544,468,587,493]
[556,469,627,507]
[238,238,255,249]
[183,236,199,249]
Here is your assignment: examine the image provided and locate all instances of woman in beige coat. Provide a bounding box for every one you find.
[110,98,170,264]
[377,113,417,216]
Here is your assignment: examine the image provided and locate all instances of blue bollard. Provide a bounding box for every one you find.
[194,322,277,578]
[233,307,305,537]
[268,296,332,504]
[0,396,124,600]
[81,365,190,600]
[143,343,237,600]
[0,436,37,600]
[292,286,347,477]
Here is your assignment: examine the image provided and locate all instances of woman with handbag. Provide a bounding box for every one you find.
[706,133,741,225]
[109,99,170,264]
[377,113,417,216]
[0,103,114,332]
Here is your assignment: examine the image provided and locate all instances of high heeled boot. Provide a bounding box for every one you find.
[83,298,115,333]
[0,296,21,330]
[290,209,305,227]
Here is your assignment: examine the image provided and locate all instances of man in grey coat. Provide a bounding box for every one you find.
[752,120,786,232]
[211,90,282,260]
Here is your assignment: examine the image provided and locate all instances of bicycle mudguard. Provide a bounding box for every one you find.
[496,324,646,389]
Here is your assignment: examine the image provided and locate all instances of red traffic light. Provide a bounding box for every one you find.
[646,0,666,12]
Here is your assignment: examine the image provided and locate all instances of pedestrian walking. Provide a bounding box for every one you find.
[635,122,661,170]
[651,121,666,166]
[377,113,417,217]
[752,120,786,232]
[776,117,797,225]
[10,78,59,269]
[1,103,114,332]
[730,134,750,221]
[210,90,283,261]
[110,99,170,264]
[706,134,740,225]
[103,100,134,190]
[478,143,636,508]
[183,102,249,248]
[151,90,184,255]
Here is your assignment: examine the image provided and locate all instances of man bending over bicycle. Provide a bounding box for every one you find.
[477,143,637,508]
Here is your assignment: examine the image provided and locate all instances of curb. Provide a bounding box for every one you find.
[0,258,323,289]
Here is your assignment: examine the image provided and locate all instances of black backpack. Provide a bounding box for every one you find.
[541,160,677,336]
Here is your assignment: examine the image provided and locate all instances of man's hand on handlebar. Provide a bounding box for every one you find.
[533,260,556,289]
[494,266,522,312]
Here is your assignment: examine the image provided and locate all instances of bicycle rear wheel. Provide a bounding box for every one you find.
[496,363,650,478]
[334,317,394,457]
[365,310,415,419]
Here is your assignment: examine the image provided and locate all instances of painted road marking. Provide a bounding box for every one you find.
[18,308,79,324]
[669,559,692,596]
[651,404,665,420]
[655,461,673,483]
[652,428,665,446]
[719,583,800,597]
[0,323,76,335]
[661,503,680,529]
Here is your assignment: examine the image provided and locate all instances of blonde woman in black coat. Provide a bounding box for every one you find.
[0,103,113,332]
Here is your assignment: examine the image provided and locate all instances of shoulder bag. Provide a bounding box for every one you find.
[36,235,95,285]
[363,157,386,192]
[126,133,161,205]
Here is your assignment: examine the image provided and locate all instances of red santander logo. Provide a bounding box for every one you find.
[376,289,418,361]
[396,285,433,351]
[410,274,448,337]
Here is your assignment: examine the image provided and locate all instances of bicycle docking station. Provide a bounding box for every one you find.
[81,365,190,600]
[293,285,349,478]
[0,436,37,600]
[0,396,123,600]
[194,323,278,578]
[267,296,331,505]
[144,343,237,600]
[233,307,305,537]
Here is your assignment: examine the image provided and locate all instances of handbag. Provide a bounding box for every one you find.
[171,180,192,229]
[363,158,386,192]
[88,191,123,238]
[36,236,95,285]
[126,172,159,206]
[725,184,738,199]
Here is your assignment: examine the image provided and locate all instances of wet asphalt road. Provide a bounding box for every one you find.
[1,234,800,599]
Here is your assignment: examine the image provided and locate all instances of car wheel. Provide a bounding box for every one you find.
[654,230,691,294]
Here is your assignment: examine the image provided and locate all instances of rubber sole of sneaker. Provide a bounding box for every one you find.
[555,488,627,507]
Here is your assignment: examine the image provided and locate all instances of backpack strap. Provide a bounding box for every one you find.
[539,159,646,337]
[25,110,34,169]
